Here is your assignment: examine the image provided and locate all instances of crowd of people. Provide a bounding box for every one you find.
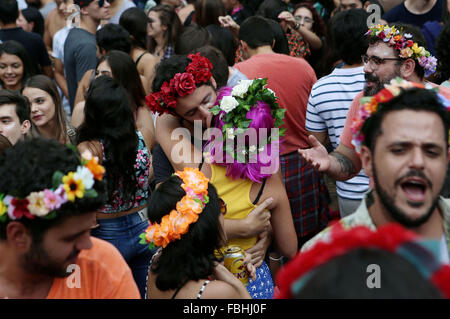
[0,0,450,300]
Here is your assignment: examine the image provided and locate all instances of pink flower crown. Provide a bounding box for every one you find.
[145,53,213,115]
[351,77,450,153]
[365,24,437,77]
[139,167,210,249]
[0,150,105,222]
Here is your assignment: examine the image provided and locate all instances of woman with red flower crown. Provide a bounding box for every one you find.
[147,53,297,299]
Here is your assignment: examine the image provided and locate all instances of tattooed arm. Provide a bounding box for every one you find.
[298,135,362,181]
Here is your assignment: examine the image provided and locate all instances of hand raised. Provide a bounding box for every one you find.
[298,135,331,172]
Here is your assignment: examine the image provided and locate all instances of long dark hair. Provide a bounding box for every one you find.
[0,40,36,89]
[148,5,182,54]
[77,76,138,204]
[97,50,146,112]
[194,0,226,27]
[120,7,148,50]
[22,74,68,143]
[148,176,223,290]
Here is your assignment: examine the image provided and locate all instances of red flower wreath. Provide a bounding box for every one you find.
[145,53,213,115]
[274,223,450,299]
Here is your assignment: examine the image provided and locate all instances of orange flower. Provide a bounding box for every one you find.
[176,167,209,194]
[142,167,210,249]
[85,157,105,181]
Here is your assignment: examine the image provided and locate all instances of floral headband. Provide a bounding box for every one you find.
[139,167,209,249]
[351,77,450,153]
[275,223,450,299]
[0,150,105,222]
[145,53,213,115]
[204,78,286,183]
[365,24,437,77]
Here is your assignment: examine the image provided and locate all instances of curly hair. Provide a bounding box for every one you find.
[436,22,450,81]
[77,76,138,207]
[0,138,107,242]
[148,176,223,291]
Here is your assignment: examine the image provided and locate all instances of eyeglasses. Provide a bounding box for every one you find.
[219,198,227,215]
[294,15,313,24]
[362,54,402,67]
[97,0,106,7]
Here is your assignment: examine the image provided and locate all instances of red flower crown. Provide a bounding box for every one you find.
[145,53,213,115]
[274,223,450,299]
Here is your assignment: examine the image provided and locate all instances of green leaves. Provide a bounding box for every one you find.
[84,188,98,198]
[52,171,64,189]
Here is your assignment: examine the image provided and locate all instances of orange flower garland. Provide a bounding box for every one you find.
[140,168,210,249]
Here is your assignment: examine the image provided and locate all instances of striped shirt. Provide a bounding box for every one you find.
[306,66,369,200]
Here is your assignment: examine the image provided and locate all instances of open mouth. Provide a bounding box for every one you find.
[400,178,428,202]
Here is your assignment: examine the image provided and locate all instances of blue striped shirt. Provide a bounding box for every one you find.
[306,66,369,200]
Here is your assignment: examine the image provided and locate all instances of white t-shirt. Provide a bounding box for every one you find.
[52,25,72,61]
[306,66,369,200]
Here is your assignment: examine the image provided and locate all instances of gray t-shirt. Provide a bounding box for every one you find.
[64,28,97,110]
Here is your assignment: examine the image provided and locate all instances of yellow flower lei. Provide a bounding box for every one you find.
[140,167,210,249]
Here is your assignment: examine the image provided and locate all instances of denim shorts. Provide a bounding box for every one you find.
[91,209,156,298]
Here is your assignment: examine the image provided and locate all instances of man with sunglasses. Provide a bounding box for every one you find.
[299,23,450,196]
[64,0,110,111]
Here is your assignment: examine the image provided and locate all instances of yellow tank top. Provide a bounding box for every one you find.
[211,164,258,252]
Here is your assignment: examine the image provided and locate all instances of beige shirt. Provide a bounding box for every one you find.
[302,190,450,263]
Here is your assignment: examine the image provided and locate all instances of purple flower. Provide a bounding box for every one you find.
[246,101,274,131]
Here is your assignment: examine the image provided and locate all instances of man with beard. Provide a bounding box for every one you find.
[0,138,140,298]
[299,23,450,189]
[301,79,450,261]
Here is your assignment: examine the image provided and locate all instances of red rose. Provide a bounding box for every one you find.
[186,53,213,84]
[171,72,196,97]
[11,198,33,219]
[160,81,172,96]
[162,92,177,110]
[146,92,167,114]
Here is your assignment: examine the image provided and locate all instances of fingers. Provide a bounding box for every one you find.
[256,197,273,212]
[307,134,321,147]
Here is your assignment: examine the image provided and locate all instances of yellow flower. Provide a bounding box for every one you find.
[0,199,6,217]
[412,43,421,55]
[62,172,85,202]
